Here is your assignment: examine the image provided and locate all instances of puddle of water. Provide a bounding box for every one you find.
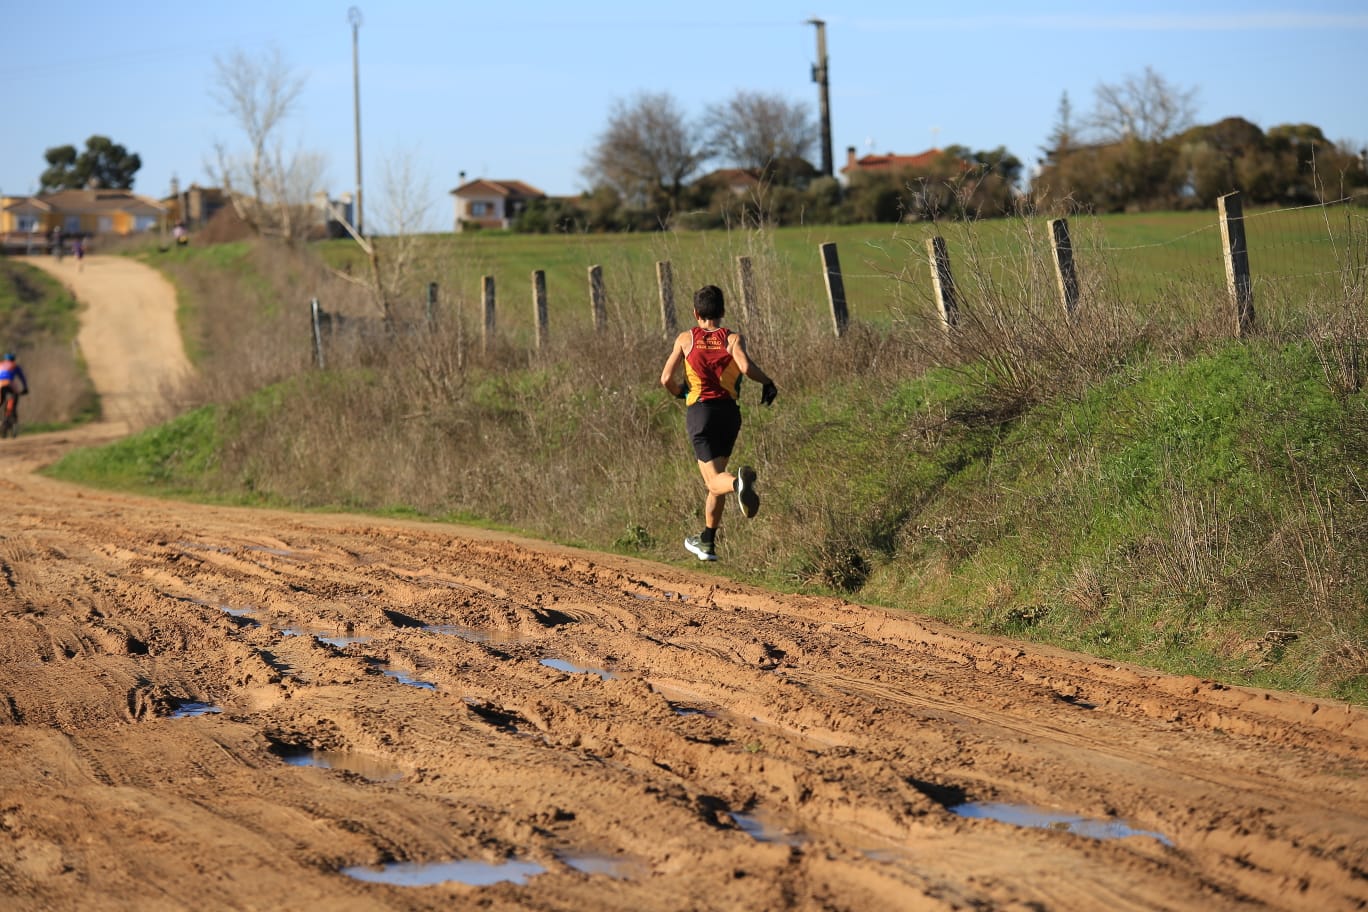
[219,605,256,617]
[169,702,222,718]
[540,658,615,680]
[732,811,805,845]
[342,857,545,887]
[950,802,1172,845]
[279,748,403,781]
[559,852,645,880]
[382,668,437,690]
[672,705,714,717]
[281,627,372,648]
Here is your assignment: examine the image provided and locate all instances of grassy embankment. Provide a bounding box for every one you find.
[45,207,1368,703]
[0,259,97,429]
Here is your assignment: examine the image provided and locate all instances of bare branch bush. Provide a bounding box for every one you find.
[208,47,325,244]
[703,90,817,172]
[1088,65,1197,144]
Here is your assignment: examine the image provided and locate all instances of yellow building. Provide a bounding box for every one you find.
[1,189,165,240]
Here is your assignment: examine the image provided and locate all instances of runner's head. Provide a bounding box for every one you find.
[2,353,13,362]
[693,285,725,321]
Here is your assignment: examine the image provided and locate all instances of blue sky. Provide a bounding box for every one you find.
[3,1,1364,232]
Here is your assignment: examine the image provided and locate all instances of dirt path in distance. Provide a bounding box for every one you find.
[23,253,191,432]
[1,252,1365,911]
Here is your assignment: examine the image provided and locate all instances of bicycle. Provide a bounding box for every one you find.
[0,390,25,439]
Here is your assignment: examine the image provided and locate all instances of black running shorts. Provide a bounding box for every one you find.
[686,398,742,463]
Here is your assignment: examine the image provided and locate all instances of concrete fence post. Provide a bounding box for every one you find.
[532,269,549,352]
[819,242,848,337]
[927,236,959,334]
[588,264,607,332]
[1218,191,1255,337]
[1049,218,1080,319]
[310,297,325,369]
[657,260,677,334]
[481,275,496,354]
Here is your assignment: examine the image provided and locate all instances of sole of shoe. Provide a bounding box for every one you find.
[736,466,760,519]
[684,538,718,562]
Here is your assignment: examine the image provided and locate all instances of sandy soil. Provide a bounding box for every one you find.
[1,255,1366,911]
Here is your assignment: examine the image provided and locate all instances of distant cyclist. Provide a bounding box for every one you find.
[0,351,30,418]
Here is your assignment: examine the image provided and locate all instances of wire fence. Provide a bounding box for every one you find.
[309,192,1368,363]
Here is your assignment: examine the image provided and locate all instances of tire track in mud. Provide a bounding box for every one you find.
[2,475,1366,911]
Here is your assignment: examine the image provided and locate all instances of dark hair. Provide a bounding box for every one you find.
[693,284,726,320]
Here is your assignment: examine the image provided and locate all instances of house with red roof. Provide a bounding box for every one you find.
[840,146,946,179]
[450,178,546,232]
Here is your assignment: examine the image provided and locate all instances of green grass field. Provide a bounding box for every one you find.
[315,205,1365,347]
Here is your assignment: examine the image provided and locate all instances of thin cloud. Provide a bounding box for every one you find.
[847,14,1368,31]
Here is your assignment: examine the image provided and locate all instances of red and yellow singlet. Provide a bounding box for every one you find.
[683,327,741,405]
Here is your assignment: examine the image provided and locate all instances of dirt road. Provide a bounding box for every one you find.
[2,256,1366,910]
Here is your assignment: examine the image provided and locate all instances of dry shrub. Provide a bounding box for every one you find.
[15,340,95,426]
[1063,566,1108,621]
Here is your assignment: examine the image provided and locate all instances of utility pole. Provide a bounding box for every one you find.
[349,6,364,236]
[808,18,833,179]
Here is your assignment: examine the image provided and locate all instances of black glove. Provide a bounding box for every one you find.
[761,381,777,406]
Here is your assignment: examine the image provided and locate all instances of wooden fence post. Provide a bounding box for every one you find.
[310,297,325,369]
[1218,191,1255,337]
[426,282,438,328]
[656,260,677,334]
[481,275,496,353]
[1049,218,1080,318]
[736,255,758,322]
[532,269,549,352]
[926,236,959,333]
[819,242,848,337]
[588,264,607,332]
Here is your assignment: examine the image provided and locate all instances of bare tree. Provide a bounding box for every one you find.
[582,91,708,218]
[703,90,817,173]
[370,149,433,312]
[209,46,326,242]
[1088,66,1197,144]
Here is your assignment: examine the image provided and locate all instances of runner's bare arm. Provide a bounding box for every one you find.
[659,332,690,398]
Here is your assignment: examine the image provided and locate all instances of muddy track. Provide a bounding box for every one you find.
[2,259,1366,910]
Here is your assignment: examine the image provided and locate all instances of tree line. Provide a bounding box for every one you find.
[521,66,1365,233]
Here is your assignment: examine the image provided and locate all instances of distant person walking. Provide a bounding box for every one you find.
[659,284,777,561]
[50,226,63,261]
[73,237,85,271]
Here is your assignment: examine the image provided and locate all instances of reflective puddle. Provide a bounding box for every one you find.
[732,811,805,845]
[950,802,1172,845]
[219,605,256,617]
[672,705,714,717]
[342,857,545,886]
[277,748,403,781]
[559,852,646,880]
[540,658,615,680]
[281,627,372,648]
[169,702,222,718]
[382,668,437,690]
